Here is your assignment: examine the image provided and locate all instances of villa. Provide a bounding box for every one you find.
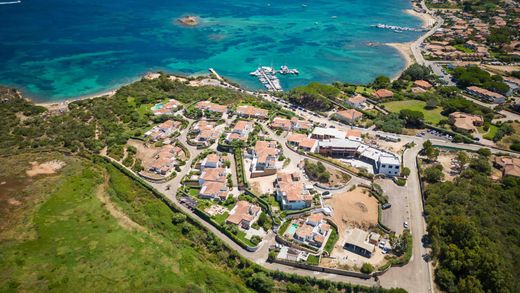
[199,181,229,201]
[249,140,280,176]
[291,213,330,249]
[198,168,228,185]
[335,109,363,123]
[151,99,181,115]
[287,133,317,152]
[236,105,268,119]
[493,156,520,178]
[196,101,228,114]
[226,201,262,229]
[148,144,181,175]
[226,120,254,143]
[347,94,366,109]
[275,172,313,210]
[414,80,433,90]
[449,112,483,133]
[271,117,312,131]
[200,153,222,170]
[144,120,181,141]
[192,120,220,145]
[373,89,394,99]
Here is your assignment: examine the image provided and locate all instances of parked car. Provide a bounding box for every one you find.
[403,221,409,229]
[322,191,331,196]
[382,202,392,210]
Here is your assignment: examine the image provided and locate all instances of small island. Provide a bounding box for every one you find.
[177,15,199,26]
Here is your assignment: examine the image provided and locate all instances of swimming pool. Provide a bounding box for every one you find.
[286,223,299,236]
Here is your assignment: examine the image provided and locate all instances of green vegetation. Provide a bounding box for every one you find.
[287,82,340,111]
[374,113,405,134]
[424,155,520,292]
[323,226,338,254]
[452,65,509,95]
[361,263,375,274]
[482,124,498,140]
[304,159,330,183]
[0,157,250,292]
[453,44,475,54]
[399,64,433,81]
[382,100,444,125]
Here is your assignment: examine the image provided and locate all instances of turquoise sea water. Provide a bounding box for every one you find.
[0,0,422,102]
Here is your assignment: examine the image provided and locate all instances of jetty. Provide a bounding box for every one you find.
[250,65,298,92]
[208,68,224,81]
[373,24,427,32]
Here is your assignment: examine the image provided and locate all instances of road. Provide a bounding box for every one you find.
[379,146,434,293]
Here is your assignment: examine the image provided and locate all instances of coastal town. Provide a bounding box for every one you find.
[1,0,520,292]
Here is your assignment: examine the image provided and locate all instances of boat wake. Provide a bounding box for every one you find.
[0,0,21,4]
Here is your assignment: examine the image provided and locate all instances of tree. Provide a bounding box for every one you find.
[424,166,444,183]
[399,109,425,128]
[477,148,491,157]
[401,167,411,177]
[425,97,439,109]
[456,151,469,171]
[469,157,491,175]
[360,263,375,274]
[400,63,432,81]
[374,113,405,134]
[257,212,267,228]
[246,273,274,293]
[371,75,391,89]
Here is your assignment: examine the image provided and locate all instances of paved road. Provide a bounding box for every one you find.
[379,146,434,293]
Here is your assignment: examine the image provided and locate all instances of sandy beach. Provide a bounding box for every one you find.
[405,9,436,28]
[386,42,415,79]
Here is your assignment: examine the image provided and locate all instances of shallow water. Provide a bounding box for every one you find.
[0,0,421,102]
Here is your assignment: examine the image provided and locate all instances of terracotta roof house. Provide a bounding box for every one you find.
[275,172,312,210]
[199,181,229,201]
[346,94,366,108]
[290,117,312,130]
[226,201,261,229]
[199,168,227,184]
[236,105,268,119]
[466,86,506,104]
[414,80,433,90]
[286,133,317,152]
[200,153,222,169]
[345,129,362,141]
[335,109,363,123]
[493,156,520,178]
[226,120,253,142]
[271,117,292,131]
[373,89,394,99]
[449,112,483,133]
[196,101,228,113]
[252,140,279,170]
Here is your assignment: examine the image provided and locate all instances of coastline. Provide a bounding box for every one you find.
[387,42,415,79]
[405,8,435,28]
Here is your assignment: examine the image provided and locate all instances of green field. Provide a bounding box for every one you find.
[482,124,498,140]
[0,154,249,292]
[382,100,445,125]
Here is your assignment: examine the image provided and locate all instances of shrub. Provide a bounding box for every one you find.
[360,263,375,274]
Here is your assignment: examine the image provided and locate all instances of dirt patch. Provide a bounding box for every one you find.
[26,160,66,177]
[96,179,146,233]
[325,186,378,231]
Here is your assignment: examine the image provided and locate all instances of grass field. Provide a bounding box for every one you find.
[0,154,249,292]
[482,124,498,140]
[381,100,446,125]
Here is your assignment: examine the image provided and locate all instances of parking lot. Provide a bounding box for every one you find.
[377,178,410,235]
[416,129,453,142]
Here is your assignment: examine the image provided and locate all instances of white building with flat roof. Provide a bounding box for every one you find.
[311,127,346,140]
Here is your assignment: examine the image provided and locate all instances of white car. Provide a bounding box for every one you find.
[403,221,409,229]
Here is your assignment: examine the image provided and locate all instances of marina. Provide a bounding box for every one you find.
[250,66,299,92]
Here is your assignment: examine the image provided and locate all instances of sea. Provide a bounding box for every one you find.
[0,0,422,102]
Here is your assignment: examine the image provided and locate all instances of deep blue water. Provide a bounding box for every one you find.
[0,0,422,102]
